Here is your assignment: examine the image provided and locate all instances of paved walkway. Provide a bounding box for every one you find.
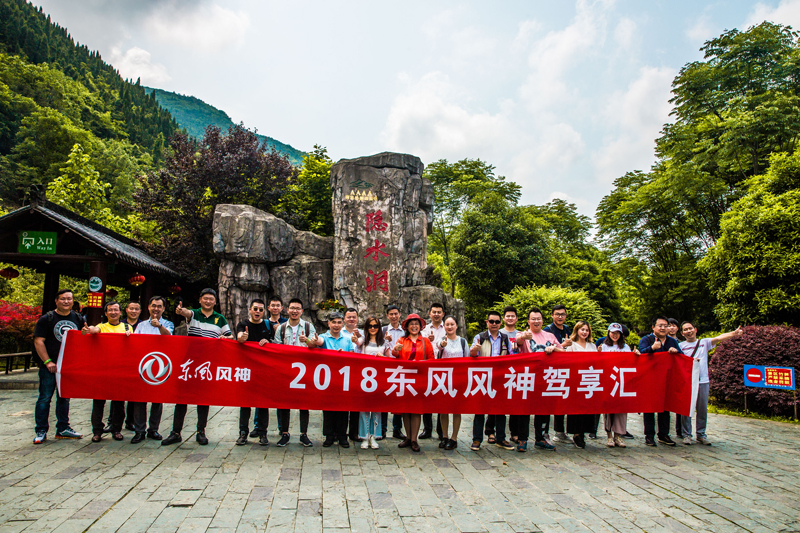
[0,391,799,533]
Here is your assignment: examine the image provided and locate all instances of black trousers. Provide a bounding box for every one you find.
[172,404,209,433]
[554,414,565,433]
[533,414,551,441]
[92,399,123,435]
[392,413,403,432]
[323,411,349,439]
[567,414,596,435]
[509,415,529,441]
[239,407,268,434]
[473,414,506,442]
[277,409,309,434]
[644,411,670,438]
[130,402,162,433]
[348,411,360,439]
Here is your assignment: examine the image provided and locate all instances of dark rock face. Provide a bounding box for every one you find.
[212,153,463,331]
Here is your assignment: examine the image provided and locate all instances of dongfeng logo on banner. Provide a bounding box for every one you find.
[139,352,172,385]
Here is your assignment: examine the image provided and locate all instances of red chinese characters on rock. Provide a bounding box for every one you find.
[364,210,390,292]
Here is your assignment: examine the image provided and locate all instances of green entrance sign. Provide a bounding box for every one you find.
[18,231,57,254]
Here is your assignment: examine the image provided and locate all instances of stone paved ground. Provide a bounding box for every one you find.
[1,390,799,533]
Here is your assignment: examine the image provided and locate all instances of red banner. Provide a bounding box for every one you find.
[57,331,693,415]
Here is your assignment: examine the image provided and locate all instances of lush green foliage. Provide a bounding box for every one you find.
[278,145,333,235]
[709,325,800,417]
[135,125,297,285]
[145,87,305,165]
[700,150,800,327]
[496,285,608,334]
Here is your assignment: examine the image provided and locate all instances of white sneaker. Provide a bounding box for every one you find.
[543,434,555,447]
[369,435,379,449]
[554,432,568,442]
[683,436,692,445]
[360,439,369,449]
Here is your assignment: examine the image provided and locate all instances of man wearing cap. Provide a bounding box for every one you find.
[162,288,232,446]
[314,311,357,447]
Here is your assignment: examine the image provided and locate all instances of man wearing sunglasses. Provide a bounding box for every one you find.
[469,311,514,451]
[235,299,272,446]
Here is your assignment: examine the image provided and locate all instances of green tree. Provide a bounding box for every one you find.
[700,149,800,327]
[279,145,333,235]
[424,158,521,296]
[451,192,555,324]
[496,285,608,335]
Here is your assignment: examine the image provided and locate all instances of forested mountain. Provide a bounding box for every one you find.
[0,0,179,207]
[144,87,305,165]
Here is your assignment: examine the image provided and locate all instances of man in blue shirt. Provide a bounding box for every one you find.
[315,312,356,447]
[638,315,684,447]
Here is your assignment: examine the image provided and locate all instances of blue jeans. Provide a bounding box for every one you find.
[35,366,70,434]
[358,412,382,438]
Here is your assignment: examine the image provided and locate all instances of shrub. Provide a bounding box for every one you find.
[0,300,42,352]
[709,325,800,417]
[495,285,608,334]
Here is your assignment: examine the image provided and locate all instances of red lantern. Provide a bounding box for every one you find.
[105,288,118,299]
[0,267,20,279]
[128,273,145,287]
[169,284,181,295]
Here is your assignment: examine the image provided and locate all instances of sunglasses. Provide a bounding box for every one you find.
[368,324,379,329]
[487,320,501,325]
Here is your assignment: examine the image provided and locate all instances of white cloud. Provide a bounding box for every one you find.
[593,66,675,184]
[746,0,800,29]
[145,3,249,51]
[614,17,636,48]
[108,46,171,85]
[685,15,713,43]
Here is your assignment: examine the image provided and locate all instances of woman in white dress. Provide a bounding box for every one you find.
[358,316,391,449]
[436,316,469,450]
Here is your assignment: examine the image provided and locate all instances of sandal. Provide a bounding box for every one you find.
[410,441,420,452]
[91,434,102,443]
[487,434,496,444]
[112,432,124,441]
[510,436,519,443]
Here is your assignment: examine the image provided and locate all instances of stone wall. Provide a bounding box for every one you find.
[212,152,464,333]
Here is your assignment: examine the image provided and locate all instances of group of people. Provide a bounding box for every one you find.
[32,288,742,453]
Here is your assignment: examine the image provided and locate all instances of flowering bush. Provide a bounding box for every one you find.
[709,325,800,417]
[316,299,346,311]
[0,300,42,352]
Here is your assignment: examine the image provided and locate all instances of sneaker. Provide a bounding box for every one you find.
[543,434,555,447]
[33,431,46,444]
[622,431,635,439]
[249,429,259,438]
[553,431,568,442]
[55,428,82,439]
[196,431,208,445]
[369,435,379,449]
[470,440,481,451]
[587,433,597,440]
[361,439,369,449]
[277,434,291,447]
[606,437,615,448]
[161,432,182,446]
[259,434,269,446]
[645,436,657,447]
[696,436,712,446]
[322,436,335,447]
[516,440,527,452]
[683,436,692,446]
[236,431,248,446]
[658,435,676,447]
[613,435,626,448]
[299,434,313,447]
[573,434,586,449]
[444,439,457,450]
[495,440,515,450]
[534,440,555,451]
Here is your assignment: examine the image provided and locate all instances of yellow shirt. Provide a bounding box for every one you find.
[97,322,129,333]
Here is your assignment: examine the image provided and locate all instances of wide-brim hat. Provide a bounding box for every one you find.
[402,313,427,330]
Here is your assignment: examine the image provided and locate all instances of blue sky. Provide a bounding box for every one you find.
[33,0,800,218]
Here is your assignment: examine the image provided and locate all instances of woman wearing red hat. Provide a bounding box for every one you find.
[391,313,434,452]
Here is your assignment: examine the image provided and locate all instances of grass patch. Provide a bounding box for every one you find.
[708,402,800,425]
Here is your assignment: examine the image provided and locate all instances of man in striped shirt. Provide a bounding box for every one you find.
[162,288,232,446]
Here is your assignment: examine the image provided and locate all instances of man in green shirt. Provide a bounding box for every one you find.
[162,288,232,446]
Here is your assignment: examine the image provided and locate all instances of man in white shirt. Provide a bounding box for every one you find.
[420,303,446,440]
[382,305,405,439]
[678,322,743,445]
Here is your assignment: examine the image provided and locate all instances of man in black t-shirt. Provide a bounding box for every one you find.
[32,289,85,444]
[235,299,272,446]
